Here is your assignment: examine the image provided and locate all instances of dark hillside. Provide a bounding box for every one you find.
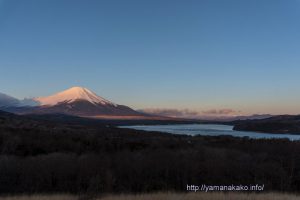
[1,111,300,194]
[233,115,300,134]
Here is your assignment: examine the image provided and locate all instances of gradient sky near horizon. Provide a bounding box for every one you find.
[1,0,300,115]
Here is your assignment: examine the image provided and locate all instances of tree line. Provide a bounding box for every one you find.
[0,114,300,194]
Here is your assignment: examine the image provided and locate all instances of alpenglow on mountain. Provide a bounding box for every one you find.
[35,87,117,106]
[0,87,144,118]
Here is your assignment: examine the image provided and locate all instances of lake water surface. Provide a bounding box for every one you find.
[120,124,300,140]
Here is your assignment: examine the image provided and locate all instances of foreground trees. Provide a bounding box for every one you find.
[0,115,299,194]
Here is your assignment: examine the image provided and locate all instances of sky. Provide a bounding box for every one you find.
[0,0,300,116]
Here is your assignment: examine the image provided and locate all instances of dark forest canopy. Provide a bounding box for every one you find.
[0,110,300,194]
[233,115,300,134]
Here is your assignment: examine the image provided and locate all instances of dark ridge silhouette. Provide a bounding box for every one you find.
[0,110,300,194]
[233,115,300,134]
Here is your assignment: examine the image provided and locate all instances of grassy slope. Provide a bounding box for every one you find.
[0,193,299,200]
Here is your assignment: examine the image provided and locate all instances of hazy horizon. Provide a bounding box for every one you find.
[1,0,300,116]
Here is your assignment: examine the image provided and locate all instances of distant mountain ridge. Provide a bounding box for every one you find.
[233,115,300,134]
[0,87,145,118]
[0,87,278,121]
[0,92,20,107]
[0,93,39,107]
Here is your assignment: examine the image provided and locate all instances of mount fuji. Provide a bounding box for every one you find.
[35,87,117,107]
[1,87,146,118]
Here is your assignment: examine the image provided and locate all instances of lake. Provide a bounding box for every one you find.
[120,124,300,140]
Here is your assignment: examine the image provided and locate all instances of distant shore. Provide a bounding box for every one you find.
[233,115,300,135]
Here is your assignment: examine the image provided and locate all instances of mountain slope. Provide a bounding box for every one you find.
[30,99,142,116]
[5,87,146,118]
[0,93,39,107]
[0,92,20,107]
[35,86,115,106]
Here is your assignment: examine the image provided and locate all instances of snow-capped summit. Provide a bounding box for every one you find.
[35,86,116,106]
[1,87,145,118]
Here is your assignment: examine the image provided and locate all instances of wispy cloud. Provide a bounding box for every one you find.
[138,108,198,118]
[139,108,242,119]
[202,109,241,115]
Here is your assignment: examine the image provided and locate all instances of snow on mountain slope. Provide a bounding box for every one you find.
[35,87,116,106]
[1,87,146,117]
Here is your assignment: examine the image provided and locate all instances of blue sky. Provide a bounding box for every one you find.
[0,0,300,115]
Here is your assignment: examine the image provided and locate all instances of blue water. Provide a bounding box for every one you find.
[120,124,300,140]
